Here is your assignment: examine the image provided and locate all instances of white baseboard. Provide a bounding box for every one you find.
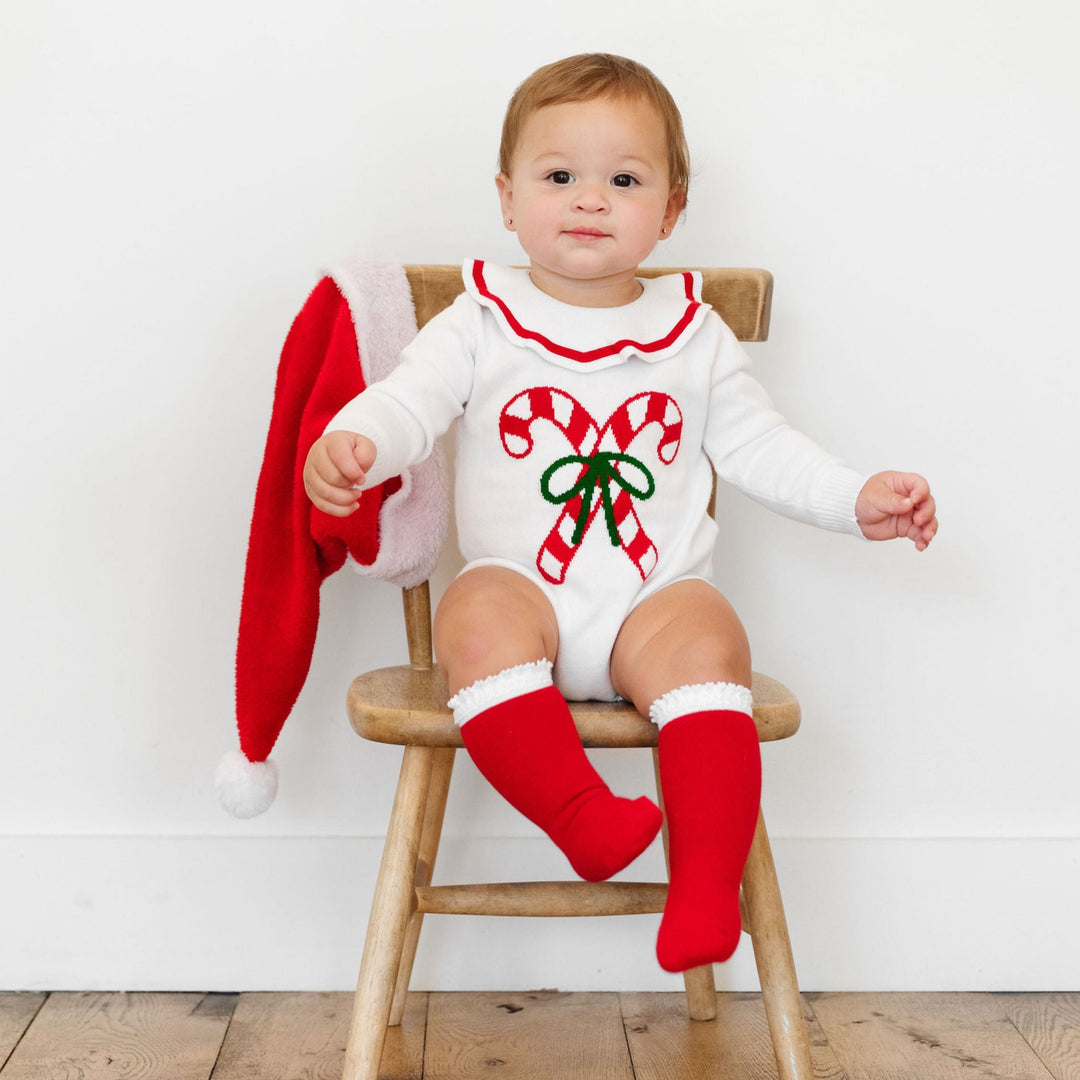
[3,834,1077,992]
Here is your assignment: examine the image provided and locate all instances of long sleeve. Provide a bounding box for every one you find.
[702,317,867,536]
[326,292,479,487]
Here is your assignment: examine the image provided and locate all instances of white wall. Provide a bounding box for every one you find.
[2,0,1077,991]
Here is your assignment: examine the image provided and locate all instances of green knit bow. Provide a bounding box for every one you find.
[540,452,656,547]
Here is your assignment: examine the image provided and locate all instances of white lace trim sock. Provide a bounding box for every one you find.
[648,681,753,729]
[447,660,555,726]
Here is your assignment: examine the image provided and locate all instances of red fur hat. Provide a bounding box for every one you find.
[216,260,447,817]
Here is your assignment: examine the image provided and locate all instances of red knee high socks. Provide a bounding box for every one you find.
[453,665,662,882]
[654,693,761,972]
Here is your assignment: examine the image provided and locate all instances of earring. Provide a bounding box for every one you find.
[506,218,513,226]
[662,227,670,235]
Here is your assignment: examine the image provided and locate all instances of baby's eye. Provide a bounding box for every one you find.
[611,174,639,188]
[547,170,574,185]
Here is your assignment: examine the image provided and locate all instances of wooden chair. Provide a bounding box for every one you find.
[342,266,814,1080]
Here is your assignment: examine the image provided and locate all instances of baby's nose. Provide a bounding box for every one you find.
[573,183,610,212]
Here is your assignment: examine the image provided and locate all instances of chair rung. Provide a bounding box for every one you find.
[415,881,668,917]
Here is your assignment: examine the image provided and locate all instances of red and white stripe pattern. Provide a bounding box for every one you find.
[499,389,683,585]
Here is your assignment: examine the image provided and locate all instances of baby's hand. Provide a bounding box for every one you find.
[303,430,376,517]
[855,471,938,551]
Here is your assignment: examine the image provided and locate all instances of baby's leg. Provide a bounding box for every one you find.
[611,580,759,971]
[435,567,660,882]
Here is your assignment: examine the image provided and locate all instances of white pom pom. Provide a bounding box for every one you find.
[215,749,279,818]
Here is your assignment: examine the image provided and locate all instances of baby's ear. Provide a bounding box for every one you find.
[659,189,685,239]
[665,186,687,223]
[495,174,515,228]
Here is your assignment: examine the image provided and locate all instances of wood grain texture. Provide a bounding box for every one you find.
[6,993,1078,1079]
[996,993,1080,1080]
[343,746,434,1080]
[0,995,45,1070]
[424,991,633,1080]
[390,747,455,1024]
[621,991,848,1080]
[211,991,424,1080]
[349,667,799,747]
[402,584,433,670]
[0,991,235,1080]
[375,993,428,1080]
[415,880,667,917]
[808,992,1057,1080]
[740,812,814,1080]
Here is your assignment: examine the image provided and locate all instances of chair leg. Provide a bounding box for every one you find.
[652,749,718,1021]
[388,746,456,1026]
[741,809,814,1080]
[343,746,434,1080]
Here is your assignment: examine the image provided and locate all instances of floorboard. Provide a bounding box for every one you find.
[0,996,46,1070]
[622,990,822,1080]
[424,990,633,1080]
[0,991,235,1080]
[996,993,1080,1080]
[2,991,1076,1079]
[807,991,1059,1080]
[622,991,850,1080]
[211,991,349,1080]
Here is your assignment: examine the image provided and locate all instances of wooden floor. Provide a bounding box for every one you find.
[1,990,1077,1079]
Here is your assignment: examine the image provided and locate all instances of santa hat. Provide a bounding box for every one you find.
[216,258,448,817]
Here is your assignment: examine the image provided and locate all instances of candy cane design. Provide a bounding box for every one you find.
[499,388,684,585]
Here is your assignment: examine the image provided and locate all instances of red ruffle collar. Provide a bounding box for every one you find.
[464,259,710,370]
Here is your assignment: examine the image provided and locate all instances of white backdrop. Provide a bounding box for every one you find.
[2,0,1078,991]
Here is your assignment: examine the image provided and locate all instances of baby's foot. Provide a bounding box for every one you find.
[553,793,662,882]
[656,876,743,972]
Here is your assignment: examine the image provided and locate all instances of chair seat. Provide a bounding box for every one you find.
[348,666,800,747]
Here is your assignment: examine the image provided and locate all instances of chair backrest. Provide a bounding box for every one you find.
[397,265,774,671]
[404,265,773,340]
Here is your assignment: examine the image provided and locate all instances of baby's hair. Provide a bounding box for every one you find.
[499,53,690,210]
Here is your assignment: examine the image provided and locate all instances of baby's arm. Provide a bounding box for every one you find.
[855,471,938,551]
[702,319,938,547]
[303,431,376,517]
[303,291,479,516]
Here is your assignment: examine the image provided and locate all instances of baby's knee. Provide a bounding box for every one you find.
[611,585,751,708]
[669,590,750,683]
[433,568,557,690]
[436,569,540,635]
[675,629,751,686]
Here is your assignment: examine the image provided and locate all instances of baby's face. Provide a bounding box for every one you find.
[496,95,681,307]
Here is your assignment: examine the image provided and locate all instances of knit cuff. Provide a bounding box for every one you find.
[649,681,753,729]
[448,660,554,726]
[811,465,871,538]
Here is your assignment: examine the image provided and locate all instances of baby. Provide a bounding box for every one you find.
[304,53,937,972]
